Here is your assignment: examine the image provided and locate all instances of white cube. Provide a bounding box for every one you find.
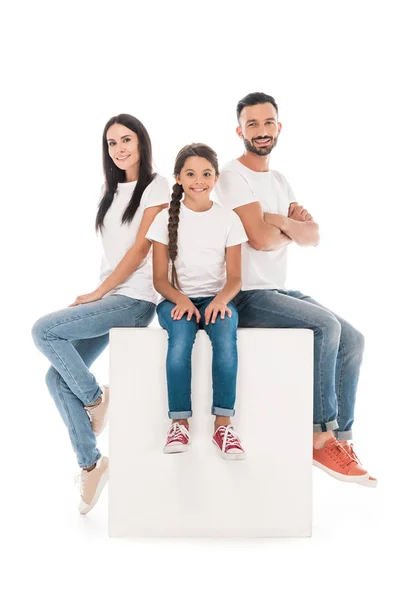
[109,328,313,537]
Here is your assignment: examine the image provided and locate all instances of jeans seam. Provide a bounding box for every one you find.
[55,371,87,462]
[43,303,146,403]
[336,340,346,431]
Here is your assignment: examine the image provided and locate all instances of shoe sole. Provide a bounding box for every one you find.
[313,460,369,482]
[357,477,378,488]
[79,469,109,515]
[213,440,246,461]
[163,443,190,454]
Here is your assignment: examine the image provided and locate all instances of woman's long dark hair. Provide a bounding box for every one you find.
[168,143,219,289]
[95,114,155,231]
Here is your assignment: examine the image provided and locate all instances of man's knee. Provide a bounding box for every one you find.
[344,325,365,359]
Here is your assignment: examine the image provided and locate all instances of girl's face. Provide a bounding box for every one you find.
[176,156,218,200]
[106,123,140,173]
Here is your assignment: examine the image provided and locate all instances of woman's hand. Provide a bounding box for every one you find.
[69,289,104,307]
[171,297,201,322]
[204,300,232,325]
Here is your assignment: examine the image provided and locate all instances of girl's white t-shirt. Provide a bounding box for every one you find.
[99,174,170,304]
[214,159,296,291]
[146,201,248,300]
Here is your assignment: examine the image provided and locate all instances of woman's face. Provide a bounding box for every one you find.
[106,123,139,173]
[176,156,218,199]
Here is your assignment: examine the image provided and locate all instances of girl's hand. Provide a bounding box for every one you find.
[171,298,201,322]
[204,301,232,325]
[69,289,104,307]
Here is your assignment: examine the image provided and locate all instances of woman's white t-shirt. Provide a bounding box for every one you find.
[99,174,170,304]
[214,159,296,291]
[146,201,248,300]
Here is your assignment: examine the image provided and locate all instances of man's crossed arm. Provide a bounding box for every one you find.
[234,201,320,252]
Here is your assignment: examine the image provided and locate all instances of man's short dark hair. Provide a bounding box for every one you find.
[236,92,279,122]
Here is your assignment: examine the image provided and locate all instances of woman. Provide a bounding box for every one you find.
[32,114,169,514]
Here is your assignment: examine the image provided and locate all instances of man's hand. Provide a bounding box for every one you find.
[171,298,201,322]
[69,289,104,307]
[288,202,313,221]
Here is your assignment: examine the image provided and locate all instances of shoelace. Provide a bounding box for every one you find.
[219,425,242,453]
[328,441,354,467]
[167,423,188,443]
[75,471,88,496]
[347,443,361,464]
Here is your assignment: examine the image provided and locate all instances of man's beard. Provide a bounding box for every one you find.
[243,135,278,156]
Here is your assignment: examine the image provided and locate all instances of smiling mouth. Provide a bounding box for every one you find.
[117,155,130,161]
[254,139,271,145]
[190,188,206,192]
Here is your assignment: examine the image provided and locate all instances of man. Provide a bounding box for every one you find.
[214,92,376,486]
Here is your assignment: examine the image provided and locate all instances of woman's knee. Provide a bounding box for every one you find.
[45,366,61,392]
[32,314,51,346]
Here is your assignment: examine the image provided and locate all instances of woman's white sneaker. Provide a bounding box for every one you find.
[85,385,109,436]
[78,456,109,514]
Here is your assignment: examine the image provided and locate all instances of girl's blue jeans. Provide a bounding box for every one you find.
[157,297,239,419]
[32,294,155,468]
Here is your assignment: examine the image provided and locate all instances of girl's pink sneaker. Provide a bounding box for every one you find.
[213,425,246,461]
[163,423,190,454]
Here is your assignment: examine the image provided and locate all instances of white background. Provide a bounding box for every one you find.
[2,0,399,598]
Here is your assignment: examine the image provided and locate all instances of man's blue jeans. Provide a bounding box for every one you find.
[157,297,239,419]
[233,289,365,440]
[32,294,155,468]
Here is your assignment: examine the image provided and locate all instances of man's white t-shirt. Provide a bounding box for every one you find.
[146,201,248,300]
[99,174,170,304]
[214,159,296,290]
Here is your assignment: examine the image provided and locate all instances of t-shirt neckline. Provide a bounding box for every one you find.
[234,158,272,175]
[181,200,215,215]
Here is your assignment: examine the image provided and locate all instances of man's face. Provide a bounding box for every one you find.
[237,103,281,156]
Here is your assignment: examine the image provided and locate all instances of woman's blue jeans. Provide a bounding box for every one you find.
[32,294,155,468]
[157,297,239,419]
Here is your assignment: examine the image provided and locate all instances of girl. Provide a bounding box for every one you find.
[146,144,248,460]
[32,114,170,514]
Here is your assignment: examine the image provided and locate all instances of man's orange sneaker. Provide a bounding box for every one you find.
[338,441,377,488]
[313,437,369,483]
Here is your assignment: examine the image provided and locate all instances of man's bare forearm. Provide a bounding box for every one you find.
[264,213,320,246]
[253,218,292,251]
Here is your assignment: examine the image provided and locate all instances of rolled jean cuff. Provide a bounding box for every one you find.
[335,430,353,441]
[212,407,235,417]
[168,410,192,419]
[85,388,103,406]
[79,452,102,470]
[313,418,339,433]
